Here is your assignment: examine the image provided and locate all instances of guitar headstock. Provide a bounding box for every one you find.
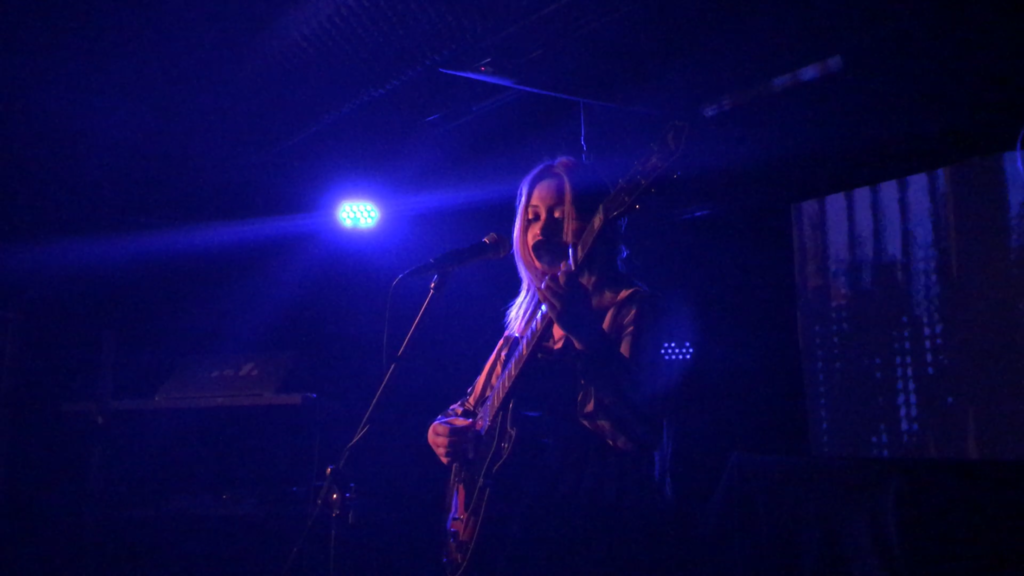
[572,121,687,267]
[602,121,688,221]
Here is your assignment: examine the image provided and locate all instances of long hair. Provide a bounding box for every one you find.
[504,157,625,335]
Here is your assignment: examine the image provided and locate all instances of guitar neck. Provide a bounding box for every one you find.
[475,306,550,434]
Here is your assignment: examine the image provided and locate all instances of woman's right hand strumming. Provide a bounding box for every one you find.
[428,416,475,465]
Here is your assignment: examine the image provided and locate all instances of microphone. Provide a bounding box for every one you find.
[402,233,511,277]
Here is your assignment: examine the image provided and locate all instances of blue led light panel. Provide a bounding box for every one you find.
[336,201,379,228]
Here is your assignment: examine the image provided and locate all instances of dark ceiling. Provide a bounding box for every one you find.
[4,0,1023,241]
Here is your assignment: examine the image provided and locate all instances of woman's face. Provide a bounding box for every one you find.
[525,176,586,275]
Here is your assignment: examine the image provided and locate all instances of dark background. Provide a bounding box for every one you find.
[2,0,1023,573]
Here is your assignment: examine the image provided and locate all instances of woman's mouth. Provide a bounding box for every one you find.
[531,239,568,268]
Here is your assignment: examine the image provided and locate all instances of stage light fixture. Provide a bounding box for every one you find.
[660,341,694,361]
[336,201,379,228]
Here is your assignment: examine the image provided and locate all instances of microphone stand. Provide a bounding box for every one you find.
[283,271,449,575]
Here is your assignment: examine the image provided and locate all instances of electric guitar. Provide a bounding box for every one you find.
[443,123,687,576]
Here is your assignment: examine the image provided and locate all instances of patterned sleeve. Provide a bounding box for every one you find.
[576,290,670,451]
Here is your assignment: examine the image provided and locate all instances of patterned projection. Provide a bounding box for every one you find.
[793,152,1024,459]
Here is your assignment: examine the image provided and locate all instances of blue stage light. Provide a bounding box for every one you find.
[336,201,379,228]
[660,341,695,361]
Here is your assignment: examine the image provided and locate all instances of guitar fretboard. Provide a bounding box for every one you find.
[475,304,549,433]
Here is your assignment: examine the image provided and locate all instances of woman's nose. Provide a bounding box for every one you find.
[539,216,561,238]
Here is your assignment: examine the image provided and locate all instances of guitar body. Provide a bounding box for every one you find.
[444,403,517,576]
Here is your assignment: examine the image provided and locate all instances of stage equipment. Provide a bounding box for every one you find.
[401,232,510,278]
[336,201,379,228]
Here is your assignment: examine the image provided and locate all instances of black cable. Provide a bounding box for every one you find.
[580,100,589,162]
[383,274,403,375]
[1017,122,1023,178]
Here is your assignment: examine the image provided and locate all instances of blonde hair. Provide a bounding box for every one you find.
[504,157,614,335]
